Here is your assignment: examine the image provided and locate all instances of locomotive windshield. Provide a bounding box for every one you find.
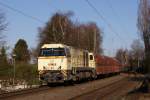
[39,48,66,56]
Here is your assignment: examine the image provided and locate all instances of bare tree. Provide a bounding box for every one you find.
[128,39,145,70]
[115,48,128,65]
[0,10,7,47]
[138,0,150,73]
[37,11,103,55]
[130,39,144,60]
[37,12,73,50]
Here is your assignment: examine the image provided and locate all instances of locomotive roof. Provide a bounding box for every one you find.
[41,44,90,52]
[41,44,68,48]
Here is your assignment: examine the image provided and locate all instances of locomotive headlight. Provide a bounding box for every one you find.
[39,70,44,74]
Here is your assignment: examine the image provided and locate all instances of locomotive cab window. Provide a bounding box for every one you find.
[90,55,93,60]
[39,48,66,56]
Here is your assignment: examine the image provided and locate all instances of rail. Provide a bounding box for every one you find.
[70,77,127,99]
[0,85,50,99]
[70,73,143,99]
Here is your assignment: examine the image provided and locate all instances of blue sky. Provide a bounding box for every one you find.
[0,0,139,56]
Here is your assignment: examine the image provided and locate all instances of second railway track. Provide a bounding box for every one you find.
[0,85,51,99]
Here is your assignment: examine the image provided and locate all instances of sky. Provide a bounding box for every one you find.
[0,0,140,56]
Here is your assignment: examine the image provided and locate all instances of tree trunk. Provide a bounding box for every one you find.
[142,31,150,93]
[143,31,150,74]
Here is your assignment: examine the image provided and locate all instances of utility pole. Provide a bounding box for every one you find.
[12,54,16,86]
[93,29,96,54]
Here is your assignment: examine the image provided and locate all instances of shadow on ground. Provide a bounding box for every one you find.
[128,75,145,82]
[122,75,150,100]
[128,75,150,94]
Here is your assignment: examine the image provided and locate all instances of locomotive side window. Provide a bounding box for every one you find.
[39,48,66,56]
[90,55,93,60]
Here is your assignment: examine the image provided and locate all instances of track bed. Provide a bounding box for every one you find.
[1,74,142,100]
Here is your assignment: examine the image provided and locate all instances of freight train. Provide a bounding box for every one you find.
[38,44,121,84]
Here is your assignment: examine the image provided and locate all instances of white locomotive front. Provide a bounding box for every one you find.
[38,44,96,83]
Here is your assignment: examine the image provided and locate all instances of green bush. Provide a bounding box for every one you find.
[0,64,13,79]
[15,63,39,85]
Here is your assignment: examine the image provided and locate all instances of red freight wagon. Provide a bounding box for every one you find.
[95,55,121,76]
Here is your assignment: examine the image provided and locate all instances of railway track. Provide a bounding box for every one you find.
[70,77,130,100]
[0,85,50,99]
[70,75,142,100]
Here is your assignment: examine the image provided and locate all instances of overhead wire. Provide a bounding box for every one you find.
[0,1,44,24]
[106,0,133,41]
[84,0,128,46]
